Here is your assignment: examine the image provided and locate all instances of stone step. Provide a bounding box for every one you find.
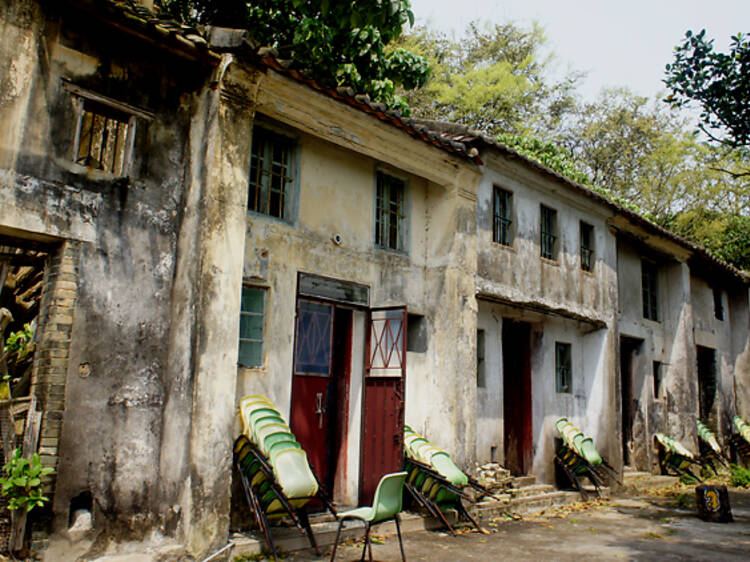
[230,509,455,559]
[622,471,679,491]
[508,484,556,498]
[511,475,537,488]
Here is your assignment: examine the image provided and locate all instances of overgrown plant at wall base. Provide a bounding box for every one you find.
[0,449,53,513]
[730,464,750,488]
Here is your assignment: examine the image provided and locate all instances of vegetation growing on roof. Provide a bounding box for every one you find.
[159,0,430,114]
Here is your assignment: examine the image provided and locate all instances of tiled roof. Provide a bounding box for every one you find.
[65,1,478,162]
[411,120,748,282]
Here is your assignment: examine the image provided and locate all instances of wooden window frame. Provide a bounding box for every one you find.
[248,127,296,221]
[375,171,406,252]
[238,285,267,368]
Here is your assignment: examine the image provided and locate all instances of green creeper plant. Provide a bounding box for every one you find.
[3,323,34,362]
[0,448,54,513]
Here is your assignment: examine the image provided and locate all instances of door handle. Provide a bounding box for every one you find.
[315,392,325,429]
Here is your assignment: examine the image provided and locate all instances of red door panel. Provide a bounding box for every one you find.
[359,307,406,504]
[290,299,334,486]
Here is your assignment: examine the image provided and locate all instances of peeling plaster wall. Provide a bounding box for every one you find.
[237,121,480,495]
[0,2,252,557]
[474,155,619,480]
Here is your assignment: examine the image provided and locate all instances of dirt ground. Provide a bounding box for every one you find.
[273,487,750,562]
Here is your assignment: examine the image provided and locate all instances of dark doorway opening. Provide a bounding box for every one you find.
[289,300,353,504]
[697,346,717,426]
[502,319,532,476]
[619,336,642,467]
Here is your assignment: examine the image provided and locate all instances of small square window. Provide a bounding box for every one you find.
[375,171,406,251]
[477,329,486,388]
[540,205,558,260]
[493,187,513,246]
[580,221,594,272]
[713,287,724,321]
[555,342,571,393]
[641,260,659,321]
[248,128,295,220]
[238,286,266,367]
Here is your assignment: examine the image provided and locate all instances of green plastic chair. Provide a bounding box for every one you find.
[329,471,408,562]
[431,452,469,487]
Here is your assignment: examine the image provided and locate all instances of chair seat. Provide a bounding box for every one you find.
[338,506,375,522]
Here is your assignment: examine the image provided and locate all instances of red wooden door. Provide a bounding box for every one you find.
[502,319,532,476]
[359,307,407,504]
[290,299,335,487]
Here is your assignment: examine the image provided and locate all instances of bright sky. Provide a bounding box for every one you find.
[409,0,750,102]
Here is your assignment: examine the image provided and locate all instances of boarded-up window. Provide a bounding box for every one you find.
[75,100,133,175]
[375,172,406,251]
[248,128,295,220]
[555,342,572,393]
[238,286,266,367]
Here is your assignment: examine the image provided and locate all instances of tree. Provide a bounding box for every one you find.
[394,22,583,137]
[159,0,430,113]
[664,30,750,149]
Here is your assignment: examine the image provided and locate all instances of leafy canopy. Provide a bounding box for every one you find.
[664,30,750,148]
[159,0,430,113]
[395,22,583,137]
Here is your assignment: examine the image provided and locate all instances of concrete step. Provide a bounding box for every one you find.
[508,484,555,498]
[622,471,679,491]
[510,475,537,488]
[230,509,455,559]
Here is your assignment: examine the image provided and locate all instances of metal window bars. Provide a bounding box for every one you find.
[248,130,294,219]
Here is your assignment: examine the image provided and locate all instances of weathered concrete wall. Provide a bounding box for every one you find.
[730,288,750,421]
[474,153,619,481]
[237,111,480,500]
[0,2,255,557]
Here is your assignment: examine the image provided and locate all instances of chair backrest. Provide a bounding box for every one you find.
[267,439,302,461]
[255,422,291,451]
[370,471,408,524]
[272,448,319,499]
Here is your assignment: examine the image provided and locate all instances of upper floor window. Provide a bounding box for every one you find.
[238,285,266,368]
[248,128,295,220]
[641,259,659,321]
[64,81,152,177]
[580,221,594,272]
[555,342,572,393]
[493,187,513,246]
[375,171,406,251]
[713,287,724,321]
[540,205,558,260]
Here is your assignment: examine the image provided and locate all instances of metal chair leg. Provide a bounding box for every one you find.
[395,514,406,562]
[329,518,344,562]
[360,522,370,562]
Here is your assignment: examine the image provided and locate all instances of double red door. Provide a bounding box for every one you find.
[289,300,406,505]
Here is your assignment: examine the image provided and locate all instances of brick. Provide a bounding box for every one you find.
[40,438,58,449]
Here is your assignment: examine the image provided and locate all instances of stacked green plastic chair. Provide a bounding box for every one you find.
[696,419,727,473]
[731,416,750,463]
[654,432,702,482]
[554,418,618,499]
[234,394,336,560]
[402,425,489,534]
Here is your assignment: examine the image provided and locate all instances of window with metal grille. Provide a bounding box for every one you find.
[477,329,486,387]
[540,205,557,260]
[641,259,659,321]
[238,285,266,368]
[493,186,513,246]
[653,361,663,399]
[580,221,594,271]
[713,287,724,320]
[375,171,406,251]
[555,342,572,393]
[248,128,295,220]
